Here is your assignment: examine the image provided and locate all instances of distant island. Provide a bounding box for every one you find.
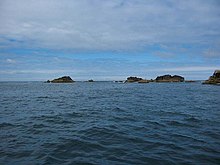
[46,76,75,83]
[125,76,149,83]
[44,70,220,85]
[203,70,220,85]
[155,75,184,82]
[124,74,184,83]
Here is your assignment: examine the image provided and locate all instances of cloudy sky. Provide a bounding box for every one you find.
[0,0,220,81]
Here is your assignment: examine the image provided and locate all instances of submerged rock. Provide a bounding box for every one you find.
[155,75,184,82]
[203,70,220,85]
[49,76,75,83]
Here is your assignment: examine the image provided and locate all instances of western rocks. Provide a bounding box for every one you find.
[125,75,184,83]
[46,76,75,83]
[203,70,220,85]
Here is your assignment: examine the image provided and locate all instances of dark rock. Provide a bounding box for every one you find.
[125,76,143,83]
[87,79,94,82]
[45,80,51,83]
[203,70,220,85]
[50,76,75,83]
[155,75,184,82]
[114,81,124,83]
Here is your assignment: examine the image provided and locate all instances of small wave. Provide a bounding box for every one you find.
[114,107,126,112]
[168,120,185,126]
[184,116,200,122]
[62,111,86,119]
[171,133,205,143]
[55,138,107,155]
[201,130,220,140]
[0,122,14,128]
[36,96,50,99]
[167,120,195,128]
[44,155,67,164]
[113,115,137,122]
[78,126,117,138]
[32,123,47,129]
[159,110,189,117]
[144,120,166,128]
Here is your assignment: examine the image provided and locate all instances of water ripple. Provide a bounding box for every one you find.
[0,82,220,164]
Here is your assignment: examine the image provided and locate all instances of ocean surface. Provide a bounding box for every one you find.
[0,81,220,165]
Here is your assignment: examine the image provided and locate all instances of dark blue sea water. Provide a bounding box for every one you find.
[0,81,220,165]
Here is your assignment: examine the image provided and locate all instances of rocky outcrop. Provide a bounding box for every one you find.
[155,75,184,82]
[125,76,150,83]
[125,76,143,83]
[138,80,149,83]
[203,70,220,85]
[47,76,75,83]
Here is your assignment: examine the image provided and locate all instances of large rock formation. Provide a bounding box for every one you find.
[155,75,184,82]
[47,76,75,83]
[203,70,220,85]
[125,76,143,83]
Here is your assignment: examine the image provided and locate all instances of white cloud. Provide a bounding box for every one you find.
[0,0,220,81]
[203,48,220,58]
[151,66,220,72]
[6,58,16,64]
[0,0,219,51]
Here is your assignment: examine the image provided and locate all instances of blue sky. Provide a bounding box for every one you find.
[0,0,220,81]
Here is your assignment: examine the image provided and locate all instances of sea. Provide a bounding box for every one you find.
[0,81,220,165]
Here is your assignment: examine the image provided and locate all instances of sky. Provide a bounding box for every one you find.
[0,0,220,81]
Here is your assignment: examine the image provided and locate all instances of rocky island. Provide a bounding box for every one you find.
[155,75,184,82]
[124,75,185,83]
[125,76,143,83]
[46,76,75,83]
[203,70,220,85]
[125,76,149,83]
